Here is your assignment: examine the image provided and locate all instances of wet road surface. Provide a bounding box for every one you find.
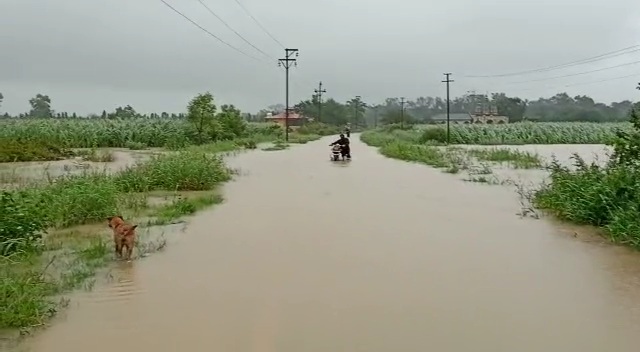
[15,135,640,351]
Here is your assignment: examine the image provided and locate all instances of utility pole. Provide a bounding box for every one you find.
[400,97,405,129]
[442,73,454,144]
[278,48,298,142]
[354,95,361,128]
[314,81,326,123]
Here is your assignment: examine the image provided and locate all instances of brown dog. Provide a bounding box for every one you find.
[107,215,138,261]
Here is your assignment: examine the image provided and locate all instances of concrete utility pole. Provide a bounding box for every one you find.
[399,97,406,129]
[442,73,454,144]
[354,95,361,128]
[278,48,298,142]
[314,81,326,123]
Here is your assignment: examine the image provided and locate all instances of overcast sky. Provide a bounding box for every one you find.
[1,0,639,115]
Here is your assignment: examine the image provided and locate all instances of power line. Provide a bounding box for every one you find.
[465,44,640,78]
[232,0,286,49]
[197,0,275,60]
[159,0,262,62]
[564,72,640,87]
[487,72,640,95]
[507,59,640,84]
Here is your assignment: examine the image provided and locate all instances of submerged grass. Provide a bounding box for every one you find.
[467,148,542,169]
[373,140,541,176]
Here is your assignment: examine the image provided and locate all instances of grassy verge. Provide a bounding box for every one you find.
[533,155,640,248]
[364,131,542,184]
[262,140,289,151]
[531,107,640,248]
[0,150,232,331]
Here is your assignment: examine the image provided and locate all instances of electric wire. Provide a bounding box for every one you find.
[464,44,640,78]
[198,0,276,60]
[232,0,286,49]
[159,0,262,62]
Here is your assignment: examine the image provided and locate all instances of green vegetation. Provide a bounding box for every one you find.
[467,148,541,169]
[0,90,348,332]
[0,138,74,162]
[75,148,115,162]
[363,122,628,146]
[360,124,547,185]
[353,93,635,126]
[366,139,541,176]
[534,106,640,248]
[0,118,336,162]
[262,140,289,151]
[0,150,231,329]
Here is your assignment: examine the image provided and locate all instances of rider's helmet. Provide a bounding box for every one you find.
[339,133,345,138]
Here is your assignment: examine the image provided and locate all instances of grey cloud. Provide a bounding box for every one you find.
[1,0,639,115]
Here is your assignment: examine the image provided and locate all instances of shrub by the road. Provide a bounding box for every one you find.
[534,107,640,248]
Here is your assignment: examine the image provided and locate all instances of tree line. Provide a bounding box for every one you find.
[289,91,639,126]
[1,89,638,125]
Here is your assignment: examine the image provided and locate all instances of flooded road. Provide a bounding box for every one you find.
[15,135,640,351]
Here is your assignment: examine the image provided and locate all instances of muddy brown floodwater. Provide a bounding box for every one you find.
[13,135,640,351]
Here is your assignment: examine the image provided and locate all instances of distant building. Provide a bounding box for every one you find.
[430,113,474,124]
[429,104,509,124]
[264,110,308,128]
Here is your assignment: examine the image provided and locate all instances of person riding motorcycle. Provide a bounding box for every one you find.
[344,124,351,138]
[329,133,351,159]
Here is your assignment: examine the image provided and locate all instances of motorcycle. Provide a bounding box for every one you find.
[330,144,351,161]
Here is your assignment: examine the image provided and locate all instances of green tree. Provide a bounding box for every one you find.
[491,93,527,122]
[28,94,53,118]
[380,109,416,125]
[216,104,246,138]
[187,92,217,143]
[293,96,320,121]
[346,97,367,127]
[110,105,137,119]
[0,92,3,111]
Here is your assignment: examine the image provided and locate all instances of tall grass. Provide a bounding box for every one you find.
[0,149,232,329]
[363,122,629,145]
[0,119,342,162]
[0,118,197,148]
[533,109,640,248]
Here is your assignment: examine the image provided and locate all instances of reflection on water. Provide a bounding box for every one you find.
[13,136,640,351]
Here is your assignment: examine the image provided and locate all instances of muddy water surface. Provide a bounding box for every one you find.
[0,148,151,188]
[14,136,640,351]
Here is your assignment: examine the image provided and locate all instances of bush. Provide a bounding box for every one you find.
[419,127,447,144]
[0,138,74,162]
[1,150,232,245]
[533,107,640,248]
[0,191,47,255]
[115,151,232,192]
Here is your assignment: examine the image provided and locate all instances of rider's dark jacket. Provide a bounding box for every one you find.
[330,137,350,147]
[330,137,350,154]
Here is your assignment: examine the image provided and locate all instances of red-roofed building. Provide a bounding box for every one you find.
[264,110,309,129]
